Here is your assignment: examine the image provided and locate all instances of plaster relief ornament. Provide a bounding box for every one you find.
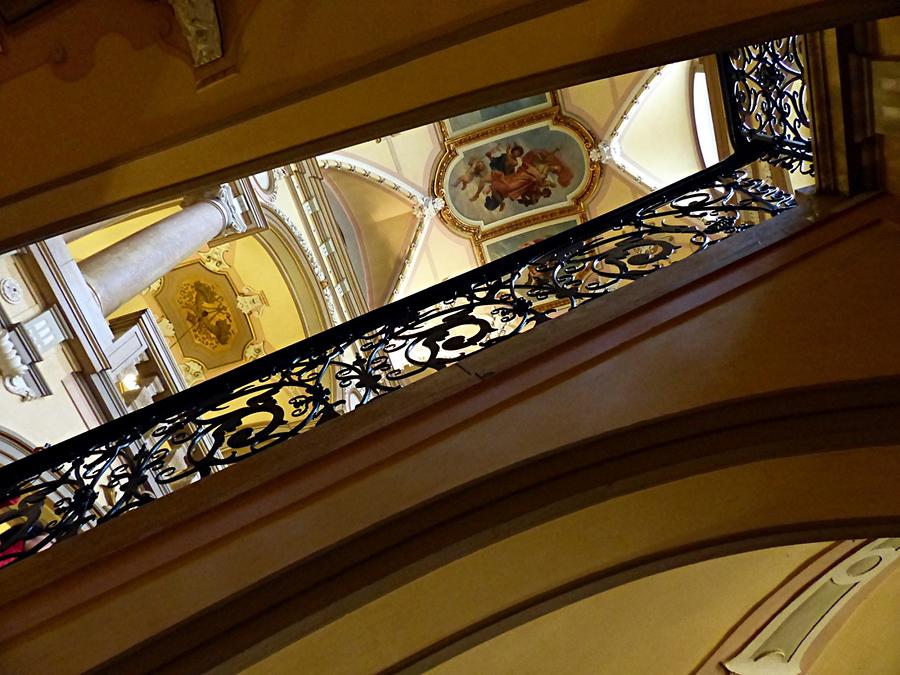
[142,278,164,295]
[167,0,224,66]
[0,278,23,305]
[178,359,206,386]
[413,196,446,220]
[157,317,176,339]
[198,243,231,273]
[236,287,268,316]
[590,141,612,165]
[243,341,265,361]
[0,330,34,401]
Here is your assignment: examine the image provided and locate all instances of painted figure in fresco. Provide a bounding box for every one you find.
[480,147,573,212]
[486,143,524,175]
[178,281,234,349]
[453,157,488,190]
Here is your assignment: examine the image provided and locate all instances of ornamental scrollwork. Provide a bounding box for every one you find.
[721,36,814,175]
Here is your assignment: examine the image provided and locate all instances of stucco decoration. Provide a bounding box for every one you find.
[0,330,34,401]
[198,243,231,273]
[177,359,206,386]
[725,538,900,675]
[157,317,176,339]
[167,0,224,66]
[243,341,265,361]
[433,97,601,262]
[142,278,164,295]
[0,277,23,305]
[236,287,268,316]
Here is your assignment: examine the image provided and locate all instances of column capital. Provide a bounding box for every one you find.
[183,185,246,236]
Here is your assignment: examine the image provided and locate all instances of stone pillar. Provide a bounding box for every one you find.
[80,189,241,317]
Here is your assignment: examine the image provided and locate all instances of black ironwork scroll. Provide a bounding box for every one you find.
[719,36,815,175]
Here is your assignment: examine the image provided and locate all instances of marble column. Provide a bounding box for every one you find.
[79,189,241,317]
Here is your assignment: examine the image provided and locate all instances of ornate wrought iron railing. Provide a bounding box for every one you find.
[718,35,814,175]
[0,37,813,567]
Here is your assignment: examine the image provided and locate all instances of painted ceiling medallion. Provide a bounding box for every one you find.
[155,262,254,371]
[0,277,24,305]
[433,94,601,262]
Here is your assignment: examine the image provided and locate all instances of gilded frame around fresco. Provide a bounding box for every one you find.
[432,93,602,264]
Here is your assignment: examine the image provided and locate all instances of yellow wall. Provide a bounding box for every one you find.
[231,236,305,351]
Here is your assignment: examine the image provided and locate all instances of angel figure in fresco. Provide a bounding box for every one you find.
[466,143,525,201]
[481,147,573,212]
[453,157,488,190]
[486,143,525,176]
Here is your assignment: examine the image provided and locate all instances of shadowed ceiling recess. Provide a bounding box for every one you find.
[0,37,813,568]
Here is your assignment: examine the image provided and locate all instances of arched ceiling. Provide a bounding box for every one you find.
[618,60,705,187]
[323,170,421,307]
[245,543,831,674]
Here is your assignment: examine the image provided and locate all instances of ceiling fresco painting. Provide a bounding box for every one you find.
[321,61,716,288]
[434,93,602,263]
[149,261,257,373]
[445,124,588,225]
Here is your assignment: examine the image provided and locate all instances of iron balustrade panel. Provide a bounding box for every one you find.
[718,36,815,176]
[0,36,813,568]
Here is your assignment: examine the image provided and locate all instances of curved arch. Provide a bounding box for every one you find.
[0,428,34,465]
[63,378,900,675]
[257,203,333,337]
[317,154,438,304]
[7,200,900,673]
[317,154,430,207]
[238,380,900,675]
